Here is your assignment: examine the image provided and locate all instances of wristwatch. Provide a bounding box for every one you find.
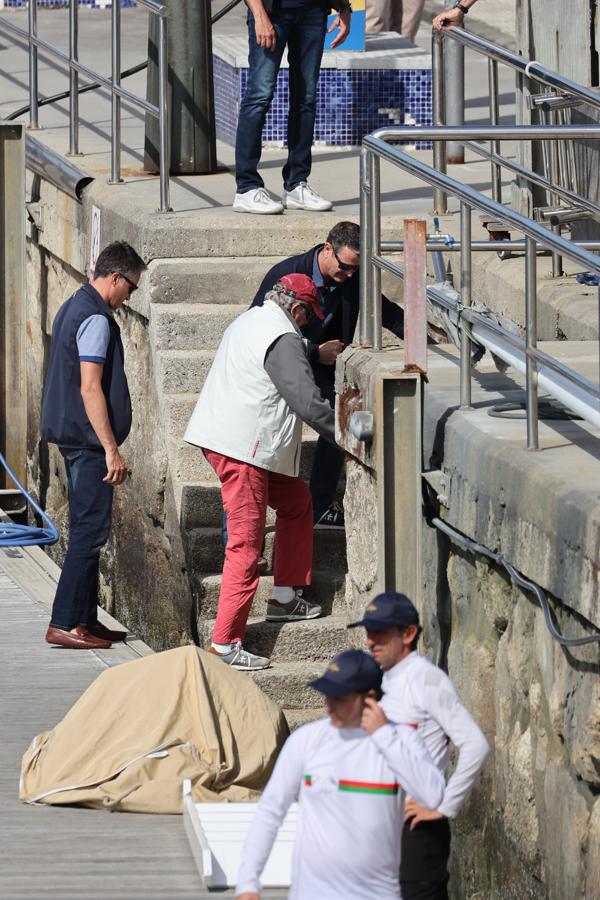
[338,2,353,13]
[453,2,470,13]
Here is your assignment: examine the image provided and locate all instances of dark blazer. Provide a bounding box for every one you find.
[250,244,405,385]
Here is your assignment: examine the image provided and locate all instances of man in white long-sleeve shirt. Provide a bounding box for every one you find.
[349,592,490,900]
[236,649,445,900]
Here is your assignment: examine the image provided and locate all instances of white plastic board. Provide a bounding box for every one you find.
[182,780,298,890]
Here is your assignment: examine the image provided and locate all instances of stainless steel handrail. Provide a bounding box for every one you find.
[359,126,600,448]
[0,0,171,212]
[432,27,600,215]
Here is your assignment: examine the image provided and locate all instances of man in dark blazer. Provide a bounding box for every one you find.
[250,221,405,527]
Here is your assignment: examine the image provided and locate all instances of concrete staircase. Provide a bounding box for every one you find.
[146,245,350,729]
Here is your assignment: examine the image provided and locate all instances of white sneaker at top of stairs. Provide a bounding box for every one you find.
[282,182,333,211]
[233,187,284,215]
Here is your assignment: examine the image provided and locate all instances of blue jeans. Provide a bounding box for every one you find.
[50,448,113,630]
[235,4,328,193]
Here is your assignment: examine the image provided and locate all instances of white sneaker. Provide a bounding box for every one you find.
[233,187,284,215]
[282,182,333,212]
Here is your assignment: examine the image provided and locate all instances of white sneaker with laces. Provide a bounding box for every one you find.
[208,641,271,670]
[282,182,333,212]
[233,187,284,215]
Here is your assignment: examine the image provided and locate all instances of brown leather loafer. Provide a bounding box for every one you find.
[45,625,112,650]
[87,622,127,642]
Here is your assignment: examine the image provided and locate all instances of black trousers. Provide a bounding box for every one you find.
[400,818,451,900]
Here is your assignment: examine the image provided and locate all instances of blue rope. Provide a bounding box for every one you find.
[0,452,59,547]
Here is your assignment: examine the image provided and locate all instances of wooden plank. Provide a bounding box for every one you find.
[0,563,286,898]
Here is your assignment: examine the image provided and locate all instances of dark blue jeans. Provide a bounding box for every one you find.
[235,4,328,193]
[309,372,344,521]
[50,448,113,630]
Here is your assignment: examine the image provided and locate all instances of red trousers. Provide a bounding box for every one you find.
[203,449,313,644]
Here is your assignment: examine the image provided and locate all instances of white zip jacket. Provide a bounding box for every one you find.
[380,652,490,818]
[184,301,314,477]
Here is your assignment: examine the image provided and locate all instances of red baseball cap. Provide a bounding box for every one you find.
[276,273,324,321]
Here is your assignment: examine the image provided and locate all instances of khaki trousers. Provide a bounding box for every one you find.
[365,0,425,42]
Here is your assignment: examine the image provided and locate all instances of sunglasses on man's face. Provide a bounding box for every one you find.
[117,272,138,294]
[332,247,359,272]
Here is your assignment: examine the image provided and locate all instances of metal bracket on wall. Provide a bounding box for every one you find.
[422,469,449,508]
[25,201,43,230]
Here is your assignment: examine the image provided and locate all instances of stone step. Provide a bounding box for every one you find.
[186,524,347,575]
[148,256,284,305]
[196,569,347,618]
[156,349,215,395]
[197,615,349,662]
[283,708,324,731]
[248,660,331,709]
[152,302,247,351]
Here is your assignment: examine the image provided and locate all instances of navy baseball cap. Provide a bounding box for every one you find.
[308,649,383,699]
[347,592,420,631]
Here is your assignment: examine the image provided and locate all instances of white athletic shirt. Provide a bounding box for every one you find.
[380,652,490,818]
[236,717,445,899]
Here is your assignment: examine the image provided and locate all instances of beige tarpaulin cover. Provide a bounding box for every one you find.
[20,645,288,813]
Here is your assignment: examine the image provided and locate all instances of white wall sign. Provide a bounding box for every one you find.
[89,205,101,279]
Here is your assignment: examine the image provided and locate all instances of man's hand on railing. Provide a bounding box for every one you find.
[328,10,351,49]
[433,7,464,30]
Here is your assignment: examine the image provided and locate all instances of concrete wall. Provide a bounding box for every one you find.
[25,180,191,650]
[337,345,600,900]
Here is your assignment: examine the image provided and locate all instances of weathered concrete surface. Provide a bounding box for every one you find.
[26,226,192,651]
[337,342,600,900]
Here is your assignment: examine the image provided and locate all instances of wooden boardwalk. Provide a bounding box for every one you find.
[0,545,285,899]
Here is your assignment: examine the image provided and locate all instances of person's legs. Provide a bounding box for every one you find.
[205,450,268,645]
[50,449,113,630]
[267,471,313,588]
[282,4,328,191]
[365,0,395,33]
[400,0,425,42]
[307,372,344,522]
[310,436,346,523]
[400,819,451,900]
[235,10,291,193]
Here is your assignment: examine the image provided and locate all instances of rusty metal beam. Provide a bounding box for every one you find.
[403,219,428,374]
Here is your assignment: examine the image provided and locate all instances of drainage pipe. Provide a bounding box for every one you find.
[26,135,93,200]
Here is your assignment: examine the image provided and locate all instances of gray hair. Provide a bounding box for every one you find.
[264,284,296,313]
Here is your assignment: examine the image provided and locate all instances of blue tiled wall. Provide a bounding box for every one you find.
[214,56,432,149]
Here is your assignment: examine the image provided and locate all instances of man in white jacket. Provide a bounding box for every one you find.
[236,649,445,899]
[349,591,490,900]
[184,274,336,671]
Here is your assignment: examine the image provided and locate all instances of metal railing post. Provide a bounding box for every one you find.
[68,0,79,156]
[432,31,447,213]
[403,219,428,371]
[359,145,371,346]
[370,152,382,350]
[459,201,472,408]
[157,14,172,212]
[28,0,39,129]
[525,236,539,449]
[109,0,122,184]
[444,3,465,165]
[488,58,501,203]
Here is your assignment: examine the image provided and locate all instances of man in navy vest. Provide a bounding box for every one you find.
[41,241,146,650]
